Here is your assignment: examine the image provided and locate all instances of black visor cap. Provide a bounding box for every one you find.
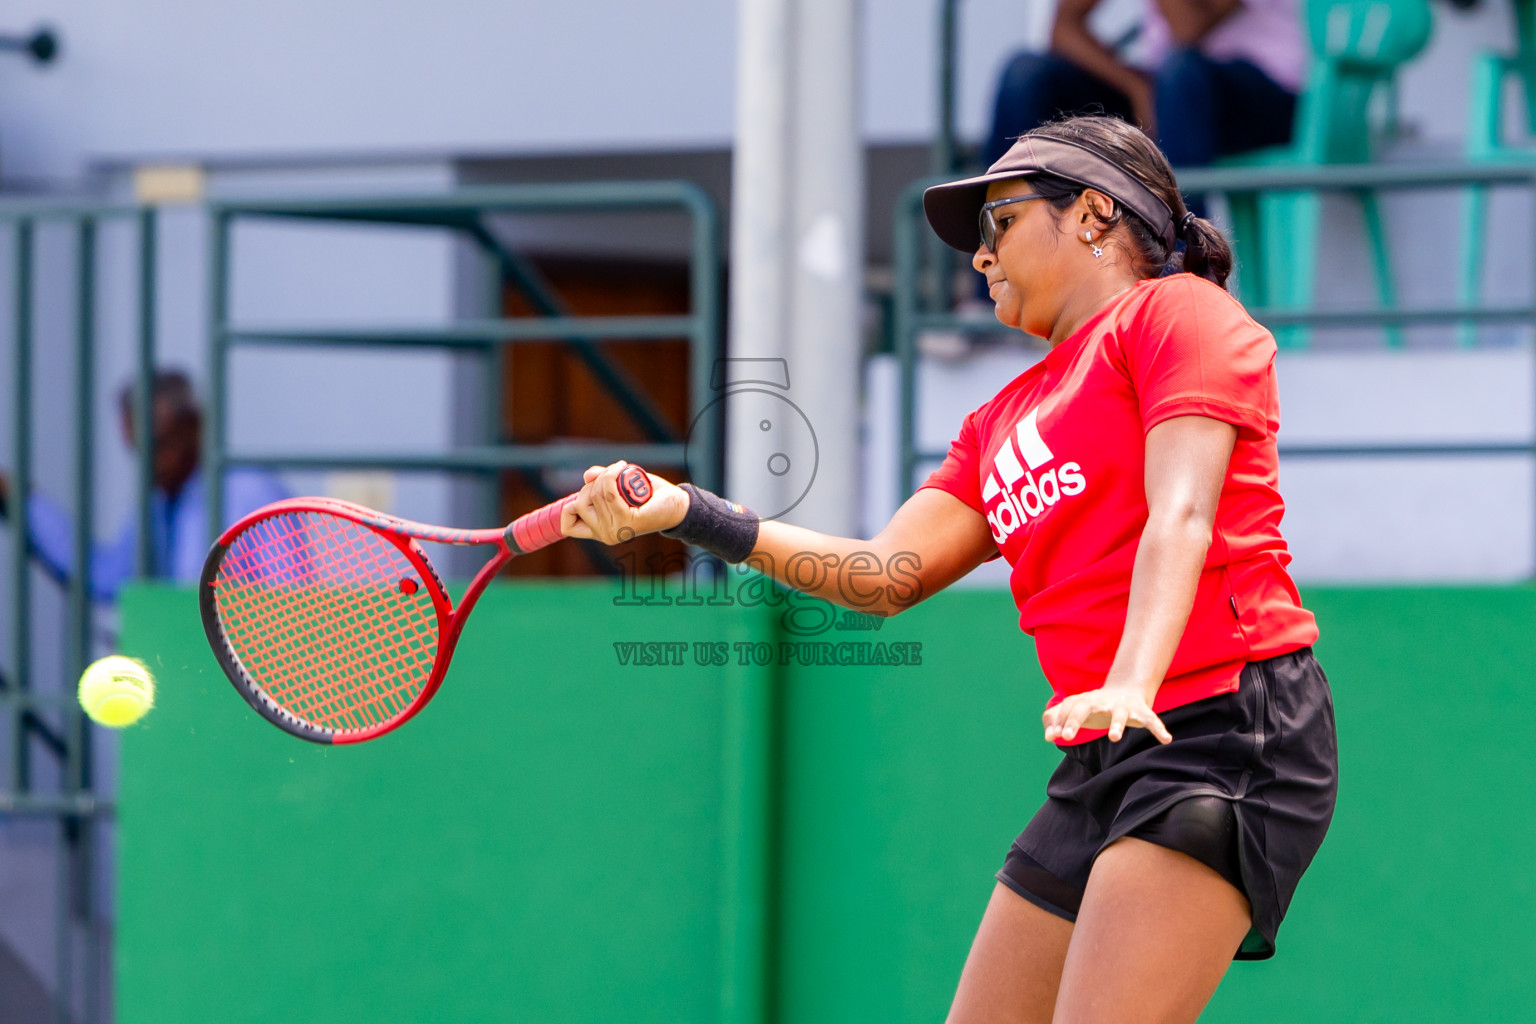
[922,135,1176,253]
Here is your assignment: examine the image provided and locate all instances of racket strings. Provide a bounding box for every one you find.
[214,511,441,732]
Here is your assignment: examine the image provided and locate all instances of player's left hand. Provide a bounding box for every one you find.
[562,461,689,545]
[1042,684,1172,745]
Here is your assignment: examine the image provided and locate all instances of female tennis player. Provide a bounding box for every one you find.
[564,114,1337,1024]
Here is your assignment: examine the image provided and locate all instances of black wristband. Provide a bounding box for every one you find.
[661,483,760,564]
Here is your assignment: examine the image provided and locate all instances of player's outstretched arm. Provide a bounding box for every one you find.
[563,461,995,617]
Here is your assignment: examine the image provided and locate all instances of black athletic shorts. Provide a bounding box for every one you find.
[997,647,1337,960]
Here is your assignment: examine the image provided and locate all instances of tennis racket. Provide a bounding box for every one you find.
[200,464,653,744]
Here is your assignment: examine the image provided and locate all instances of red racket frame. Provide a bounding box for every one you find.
[200,466,652,744]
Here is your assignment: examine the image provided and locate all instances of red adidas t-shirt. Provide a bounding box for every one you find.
[922,273,1317,744]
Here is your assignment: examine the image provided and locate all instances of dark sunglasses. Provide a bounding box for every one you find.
[978,193,1045,252]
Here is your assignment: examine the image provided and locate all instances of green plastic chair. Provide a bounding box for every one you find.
[1216,0,1433,347]
[1458,0,1536,345]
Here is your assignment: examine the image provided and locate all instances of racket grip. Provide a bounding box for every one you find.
[506,465,653,555]
[507,496,576,555]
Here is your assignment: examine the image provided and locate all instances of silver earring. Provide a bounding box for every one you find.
[1084,231,1103,258]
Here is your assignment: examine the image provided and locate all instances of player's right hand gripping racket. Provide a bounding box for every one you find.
[200,465,653,745]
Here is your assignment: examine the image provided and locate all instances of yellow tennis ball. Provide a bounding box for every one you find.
[78,655,155,728]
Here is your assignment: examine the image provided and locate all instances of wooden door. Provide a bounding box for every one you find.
[500,256,694,577]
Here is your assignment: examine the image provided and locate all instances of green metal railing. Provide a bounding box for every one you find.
[0,179,725,1024]
[895,162,1536,528]
[1,200,156,1024]
[201,181,768,1024]
[204,180,724,542]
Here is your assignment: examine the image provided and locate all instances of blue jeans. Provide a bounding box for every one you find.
[984,49,1297,172]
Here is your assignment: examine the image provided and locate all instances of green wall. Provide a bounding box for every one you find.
[118,584,1536,1023]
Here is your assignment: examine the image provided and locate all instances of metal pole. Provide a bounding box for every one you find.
[722,5,791,1021]
[70,218,95,818]
[136,209,157,577]
[1530,169,1536,577]
[10,220,33,793]
[206,211,230,544]
[923,0,963,314]
[56,215,97,1024]
[934,0,961,177]
[787,0,863,535]
[687,190,724,495]
[70,216,94,720]
[71,215,96,808]
[483,241,504,528]
[53,816,71,1024]
[81,811,97,1024]
[727,0,793,516]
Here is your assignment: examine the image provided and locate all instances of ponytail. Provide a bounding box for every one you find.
[1020,116,1239,292]
[1168,214,1234,291]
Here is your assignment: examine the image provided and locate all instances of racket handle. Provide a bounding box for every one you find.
[505,465,653,555]
[506,495,575,554]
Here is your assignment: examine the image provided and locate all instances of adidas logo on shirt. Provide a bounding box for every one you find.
[982,409,1087,544]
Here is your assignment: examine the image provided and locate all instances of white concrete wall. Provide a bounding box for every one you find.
[0,0,1520,187]
[0,1,740,181]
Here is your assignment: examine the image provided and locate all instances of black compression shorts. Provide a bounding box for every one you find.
[996,647,1338,960]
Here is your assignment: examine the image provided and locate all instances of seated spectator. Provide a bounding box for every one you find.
[985,0,1304,176]
[0,370,287,600]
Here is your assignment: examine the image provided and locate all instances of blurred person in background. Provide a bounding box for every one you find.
[0,369,287,600]
[985,0,1304,175]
